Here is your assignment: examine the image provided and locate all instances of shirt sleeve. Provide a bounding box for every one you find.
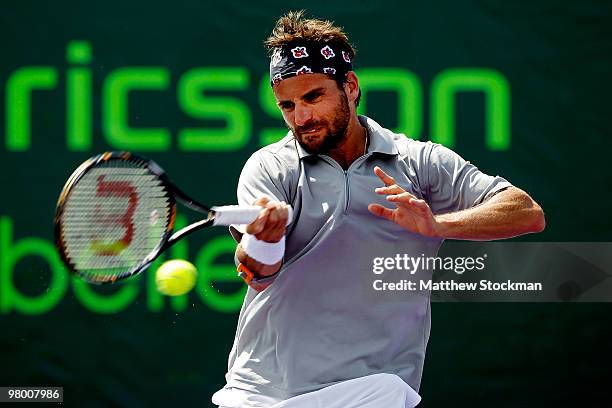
[425,144,513,214]
[229,150,292,241]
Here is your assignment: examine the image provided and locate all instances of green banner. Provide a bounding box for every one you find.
[1,1,610,406]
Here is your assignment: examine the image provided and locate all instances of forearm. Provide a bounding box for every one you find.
[232,199,290,291]
[434,187,546,240]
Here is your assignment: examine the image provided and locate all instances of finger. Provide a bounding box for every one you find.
[256,220,285,242]
[264,201,290,222]
[375,185,405,195]
[256,203,287,241]
[368,203,395,221]
[265,200,281,210]
[388,196,430,215]
[252,197,270,208]
[409,198,429,210]
[373,166,395,186]
[246,207,270,234]
[410,199,433,217]
[269,203,289,231]
[386,192,417,203]
[278,202,290,224]
[266,203,280,225]
[387,195,425,212]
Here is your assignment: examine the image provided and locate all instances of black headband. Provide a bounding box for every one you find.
[269,41,354,87]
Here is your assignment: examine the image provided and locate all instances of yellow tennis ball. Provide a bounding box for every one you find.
[155,260,197,296]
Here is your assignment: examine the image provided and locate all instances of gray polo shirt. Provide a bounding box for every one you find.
[225,115,511,399]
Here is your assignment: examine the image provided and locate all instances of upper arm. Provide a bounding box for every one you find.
[425,144,513,214]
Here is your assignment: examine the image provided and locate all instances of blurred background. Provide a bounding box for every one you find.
[1,0,611,406]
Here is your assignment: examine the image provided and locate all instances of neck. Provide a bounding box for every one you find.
[328,115,367,169]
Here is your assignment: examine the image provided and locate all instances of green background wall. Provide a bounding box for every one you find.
[1,0,611,406]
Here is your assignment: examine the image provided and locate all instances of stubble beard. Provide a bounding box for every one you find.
[291,92,351,156]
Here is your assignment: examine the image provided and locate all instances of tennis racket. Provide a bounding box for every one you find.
[54,151,292,284]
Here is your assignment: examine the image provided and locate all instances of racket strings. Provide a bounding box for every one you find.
[60,160,172,281]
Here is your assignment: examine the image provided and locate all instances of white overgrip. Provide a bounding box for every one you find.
[211,205,293,226]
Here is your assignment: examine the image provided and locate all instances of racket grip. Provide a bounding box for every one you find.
[212,205,293,226]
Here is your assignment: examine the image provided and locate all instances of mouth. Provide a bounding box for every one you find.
[301,126,322,136]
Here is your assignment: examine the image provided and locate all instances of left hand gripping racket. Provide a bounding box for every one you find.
[54,151,292,284]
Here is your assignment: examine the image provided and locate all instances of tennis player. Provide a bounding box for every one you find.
[213,11,545,408]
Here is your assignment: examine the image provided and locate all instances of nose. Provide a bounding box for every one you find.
[294,103,313,127]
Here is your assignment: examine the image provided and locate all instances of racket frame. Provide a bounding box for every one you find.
[54,151,215,284]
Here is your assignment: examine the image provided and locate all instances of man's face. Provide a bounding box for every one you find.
[273,74,351,155]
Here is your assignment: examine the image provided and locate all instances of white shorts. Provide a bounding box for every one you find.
[212,373,421,408]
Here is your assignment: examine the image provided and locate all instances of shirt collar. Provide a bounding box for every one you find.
[293,115,399,160]
[359,115,399,156]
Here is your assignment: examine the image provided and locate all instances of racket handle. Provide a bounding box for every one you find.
[211,205,293,226]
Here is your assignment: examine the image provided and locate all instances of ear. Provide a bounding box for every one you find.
[343,71,360,106]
